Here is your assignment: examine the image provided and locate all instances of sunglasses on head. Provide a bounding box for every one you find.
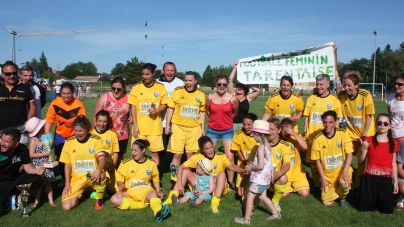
[217,83,228,87]
[2,71,18,77]
[111,87,123,92]
[377,121,390,127]
[396,82,404,87]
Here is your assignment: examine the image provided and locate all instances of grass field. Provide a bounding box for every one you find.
[1,92,402,227]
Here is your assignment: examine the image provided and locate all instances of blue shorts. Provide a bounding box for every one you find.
[249,182,270,195]
[206,126,234,142]
[185,191,212,201]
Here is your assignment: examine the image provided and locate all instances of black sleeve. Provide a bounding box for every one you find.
[19,144,32,165]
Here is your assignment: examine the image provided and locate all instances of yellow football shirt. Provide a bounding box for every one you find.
[116,157,159,191]
[60,134,104,181]
[231,128,259,164]
[338,89,376,139]
[271,140,291,172]
[90,129,119,169]
[168,86,205,128]
[310,128,354,183]
[283,136,307,182]
[183,152,231,178]
[264,91,304,132]
[127,81,168,135]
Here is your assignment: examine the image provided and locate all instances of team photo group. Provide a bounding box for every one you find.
[1,44,404,225]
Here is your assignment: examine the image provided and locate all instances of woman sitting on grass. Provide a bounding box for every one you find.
[110,139,170,224]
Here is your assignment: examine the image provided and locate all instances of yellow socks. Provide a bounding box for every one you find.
[150,198,163,215]
[211,196,221,213]
[311,164,320,187]
[170,163,178,182]
[164,190,179,205]
[272,183,287,203]
[355,162,366,189]
[93,179,106,200]
[117,197,145,210]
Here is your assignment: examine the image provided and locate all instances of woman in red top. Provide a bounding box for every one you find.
[206,74,239,187]
[357,113,398,214]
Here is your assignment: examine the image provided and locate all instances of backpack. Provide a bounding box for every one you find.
[33,82,47,109]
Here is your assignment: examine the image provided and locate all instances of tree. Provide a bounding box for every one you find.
[122,57,144,84]
[60,61,98,79]
[111,63,125,75]
[37,52,49,76]
[202,65,214,88]
[25,58,39,72]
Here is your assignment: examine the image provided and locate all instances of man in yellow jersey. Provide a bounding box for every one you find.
[280,118,310,197]
[262,76,304,133]
[164,136,245,213]
[268,118,291,212]
[311,110,353,208]
[230,113,259,189]
[303,74,342,193]
[338,72,375,196]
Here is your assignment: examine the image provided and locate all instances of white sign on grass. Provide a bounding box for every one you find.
[237,42,336,84]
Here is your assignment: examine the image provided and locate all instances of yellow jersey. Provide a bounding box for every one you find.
[264,91,304,132]
[168,86,205,128]
[116,157,159,191]
[183,152,231,178]
[127,81,168,135]
[90,129,119,169]
[231,128,259,164]
[60,134,104,181]
[271,139,292,172]
[338,89,376,139]
[282,136,307,182]
[311,128,354,183]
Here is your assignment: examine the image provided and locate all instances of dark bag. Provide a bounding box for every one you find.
[33,82,47,108]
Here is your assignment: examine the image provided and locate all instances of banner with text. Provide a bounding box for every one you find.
[237,42,335,84]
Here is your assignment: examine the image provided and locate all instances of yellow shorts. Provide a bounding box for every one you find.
[124,187,155,205]
[321,169,353,203]
[132,135,164,152]
[62,178,94,202]
[286,177,310,193]
[168,124,200,153]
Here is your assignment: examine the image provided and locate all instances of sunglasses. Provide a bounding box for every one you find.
[217,83,228,87]
[2,71,18,77]
[377,121,390,127]
[111,87,123,92]
[396,82,404,87]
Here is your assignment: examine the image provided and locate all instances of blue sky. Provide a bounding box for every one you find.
[1,0,403,75]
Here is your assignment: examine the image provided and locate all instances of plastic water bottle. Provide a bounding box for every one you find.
[5,194,17,211]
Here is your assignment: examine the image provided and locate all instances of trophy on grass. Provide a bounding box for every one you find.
[40,133,58,168]
[16,183,32,218]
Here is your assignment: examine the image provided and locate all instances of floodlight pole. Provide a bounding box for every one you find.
[372,30,377,96]
[144,21,148,63]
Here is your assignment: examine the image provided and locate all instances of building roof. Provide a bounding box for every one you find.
[73,75,100,82]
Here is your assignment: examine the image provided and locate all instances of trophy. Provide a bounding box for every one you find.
[16,183,32,218]
[40,133,58,168]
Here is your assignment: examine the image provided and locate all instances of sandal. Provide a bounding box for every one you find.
[397,201,404,210]
[234,217,250,225]
[266,212,282,221]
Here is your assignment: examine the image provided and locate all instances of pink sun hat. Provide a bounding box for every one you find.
[25,117,46,137]
[252,120,270,134]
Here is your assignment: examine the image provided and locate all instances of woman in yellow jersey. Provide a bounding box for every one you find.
[262,76,304,133]
[303,74,342,192]
[165,71,205,186]
[128,63,168,177]
[338,73,375,196]
[110,139,170,223]
[60,115,106,211]
[165,136,245,213]
[267,118,291,212]
[91,110,119,194]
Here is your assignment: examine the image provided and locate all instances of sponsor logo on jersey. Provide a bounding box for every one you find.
[106,138,111,145]
[337,141,342,148]
[324,154,343,169]
[214,164,217,170]
[146,168,151,176]
[290,104,294,110]
[357,105,363,111]
[154,92,159,97]
[291,144,295,150]
[327,103,332,109]
[89,147,94,154]
[196,97,200,103]
[276,152,281,160]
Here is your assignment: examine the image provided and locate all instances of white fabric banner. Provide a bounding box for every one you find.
[237,42,336,84]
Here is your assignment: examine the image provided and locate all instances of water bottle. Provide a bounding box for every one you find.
[5,194,17,211]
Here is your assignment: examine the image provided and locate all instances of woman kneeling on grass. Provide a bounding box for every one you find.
[235,120,280,225]
[165,136,245,213]
[110,139,170,223]
[357,113,399,214]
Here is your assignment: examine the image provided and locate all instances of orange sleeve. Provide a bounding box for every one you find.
[45,99,57,124]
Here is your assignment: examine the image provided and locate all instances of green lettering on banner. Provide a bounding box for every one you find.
[318,67,324,74]
[308,56,314,64]
[275,70,283,81]
[284,70,293,77]
[321,56,328,64]
[290,57,295,66]
[285,57,290,66]
[316,54,319,64]
[302,68,310,79]
[244,71,251,81]
[253,70,262,80]
[265,70,273,81]
[277,58,282,66]
[312,66,316,78]
[326,66,334,77]
[296,57,303,65]
[294,68,303,79]
[250,61,256,67]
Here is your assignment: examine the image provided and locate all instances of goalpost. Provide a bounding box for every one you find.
[359,83,384,100]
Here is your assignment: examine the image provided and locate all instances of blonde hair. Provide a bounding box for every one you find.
[256,131,269,159]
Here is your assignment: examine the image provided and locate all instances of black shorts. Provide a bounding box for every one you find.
[118,139,129,154]
[357,174,395,214]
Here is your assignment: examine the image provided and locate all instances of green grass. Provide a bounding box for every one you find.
[1,93,401,226]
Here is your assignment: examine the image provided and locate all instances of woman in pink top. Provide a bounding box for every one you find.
[206,74,239,187]
[94,77,131,168]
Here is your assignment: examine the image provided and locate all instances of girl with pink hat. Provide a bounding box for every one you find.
[235,120,280,225]
[25,117,56,207]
